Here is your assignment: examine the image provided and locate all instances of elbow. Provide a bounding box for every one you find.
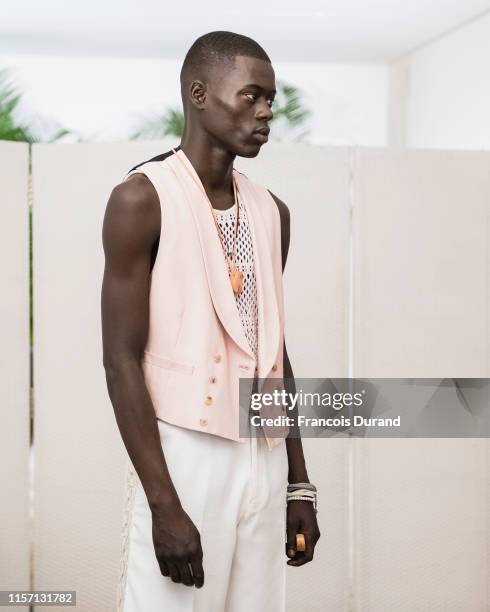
[103,353,141,389]
[103,362,120,396]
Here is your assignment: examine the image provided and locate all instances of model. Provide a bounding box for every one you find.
[101,30,320,612]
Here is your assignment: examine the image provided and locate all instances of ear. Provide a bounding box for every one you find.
[189,80,207,110]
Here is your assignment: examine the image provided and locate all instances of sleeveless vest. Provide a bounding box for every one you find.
[124,147,288,450]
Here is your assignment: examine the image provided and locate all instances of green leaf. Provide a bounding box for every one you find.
[272,81,311,130]
[130,107,185,140]
[0,66,72,142]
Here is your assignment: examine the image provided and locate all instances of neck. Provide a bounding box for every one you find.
[179,129,235,195]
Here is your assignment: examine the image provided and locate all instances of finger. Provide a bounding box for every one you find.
[286,522,297,558]
[287,551,313,566]
[179,561,194,587]
[158,559,170,577]
[168,562,181,583]
[287,533,314,566]
[287,551,305,566]
[189,555,205,589]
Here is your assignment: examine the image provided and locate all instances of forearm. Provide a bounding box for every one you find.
[284,375,309,482]
[283,340,309,483]
[286,437,309,483]
[105,359,180,511]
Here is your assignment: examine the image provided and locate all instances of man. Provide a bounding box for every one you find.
[101,31,320,611]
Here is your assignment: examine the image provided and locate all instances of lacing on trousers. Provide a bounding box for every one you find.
[116,459,138,612]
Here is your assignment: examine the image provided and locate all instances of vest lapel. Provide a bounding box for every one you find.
[168,150,254,359]
[233,172,280,379]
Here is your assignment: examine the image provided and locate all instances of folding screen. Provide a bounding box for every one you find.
[29,142,489,611]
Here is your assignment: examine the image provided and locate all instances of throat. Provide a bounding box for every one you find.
[210,194,236,212]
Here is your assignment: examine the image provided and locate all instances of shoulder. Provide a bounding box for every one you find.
[109,172,160,220]
[127,148,177,173]
[103,173,160,252]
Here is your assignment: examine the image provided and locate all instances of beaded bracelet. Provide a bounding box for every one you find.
[287,483,318,513]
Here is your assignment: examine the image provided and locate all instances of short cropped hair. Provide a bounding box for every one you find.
[180,31,271,102]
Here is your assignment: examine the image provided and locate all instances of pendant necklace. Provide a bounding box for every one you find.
[172,148,244,294]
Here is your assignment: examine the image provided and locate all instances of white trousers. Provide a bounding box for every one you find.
[118,419,289,612]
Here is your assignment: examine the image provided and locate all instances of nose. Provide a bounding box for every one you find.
[255,100,273,122]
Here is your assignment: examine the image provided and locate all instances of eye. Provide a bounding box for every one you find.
[267,97,275,107]
[244,93,257,102]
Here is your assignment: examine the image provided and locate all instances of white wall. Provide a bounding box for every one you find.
[0,54,388,147]
[396,11,490,149]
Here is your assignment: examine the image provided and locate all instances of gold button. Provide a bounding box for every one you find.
[205,395,213,405]
[199,418,208,427]
[214,354,222,363]
[272,363,278,372]
[209,376,217,384]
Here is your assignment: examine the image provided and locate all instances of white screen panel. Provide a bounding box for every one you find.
[238,143,352,611]
[354,438,489,612]
[0,141,30,605]
[353,148,490,378]
[32,140,175,611]
[352,148,490,611]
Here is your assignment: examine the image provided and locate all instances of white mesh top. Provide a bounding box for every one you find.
[213,195,258,362]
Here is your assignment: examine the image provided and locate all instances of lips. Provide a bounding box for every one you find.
[253,127,270,143]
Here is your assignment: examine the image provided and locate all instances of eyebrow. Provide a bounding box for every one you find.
[241,83,276,95]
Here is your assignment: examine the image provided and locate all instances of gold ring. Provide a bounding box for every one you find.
[296,533,306,552]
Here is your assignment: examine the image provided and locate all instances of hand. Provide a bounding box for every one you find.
[286,500,321,566]
[151,500,204,588]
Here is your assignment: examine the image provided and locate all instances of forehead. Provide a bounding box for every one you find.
[214,55,275,90]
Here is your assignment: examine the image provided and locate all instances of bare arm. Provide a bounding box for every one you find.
[102,174,174,507]
[268,190,308,482]
[101,173,204,587]
[269,189,321,566]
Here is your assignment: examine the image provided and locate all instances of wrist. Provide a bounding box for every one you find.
[147,486,182,514]
[286,484,318,513]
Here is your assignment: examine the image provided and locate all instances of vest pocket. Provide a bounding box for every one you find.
[142,350,194,375]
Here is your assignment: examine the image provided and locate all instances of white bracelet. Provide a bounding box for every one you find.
[286,494,318,513]
[289,488,315,498]
[288,495,314,502]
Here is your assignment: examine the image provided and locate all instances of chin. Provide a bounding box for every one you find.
[235,142,263,158]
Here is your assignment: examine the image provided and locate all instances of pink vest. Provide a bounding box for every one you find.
[125,148,287,450]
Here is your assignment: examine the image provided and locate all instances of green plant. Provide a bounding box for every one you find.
[0,68,34,141]
[270,81,311,141]
[0,67,70,143]
[131,107,185,139]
